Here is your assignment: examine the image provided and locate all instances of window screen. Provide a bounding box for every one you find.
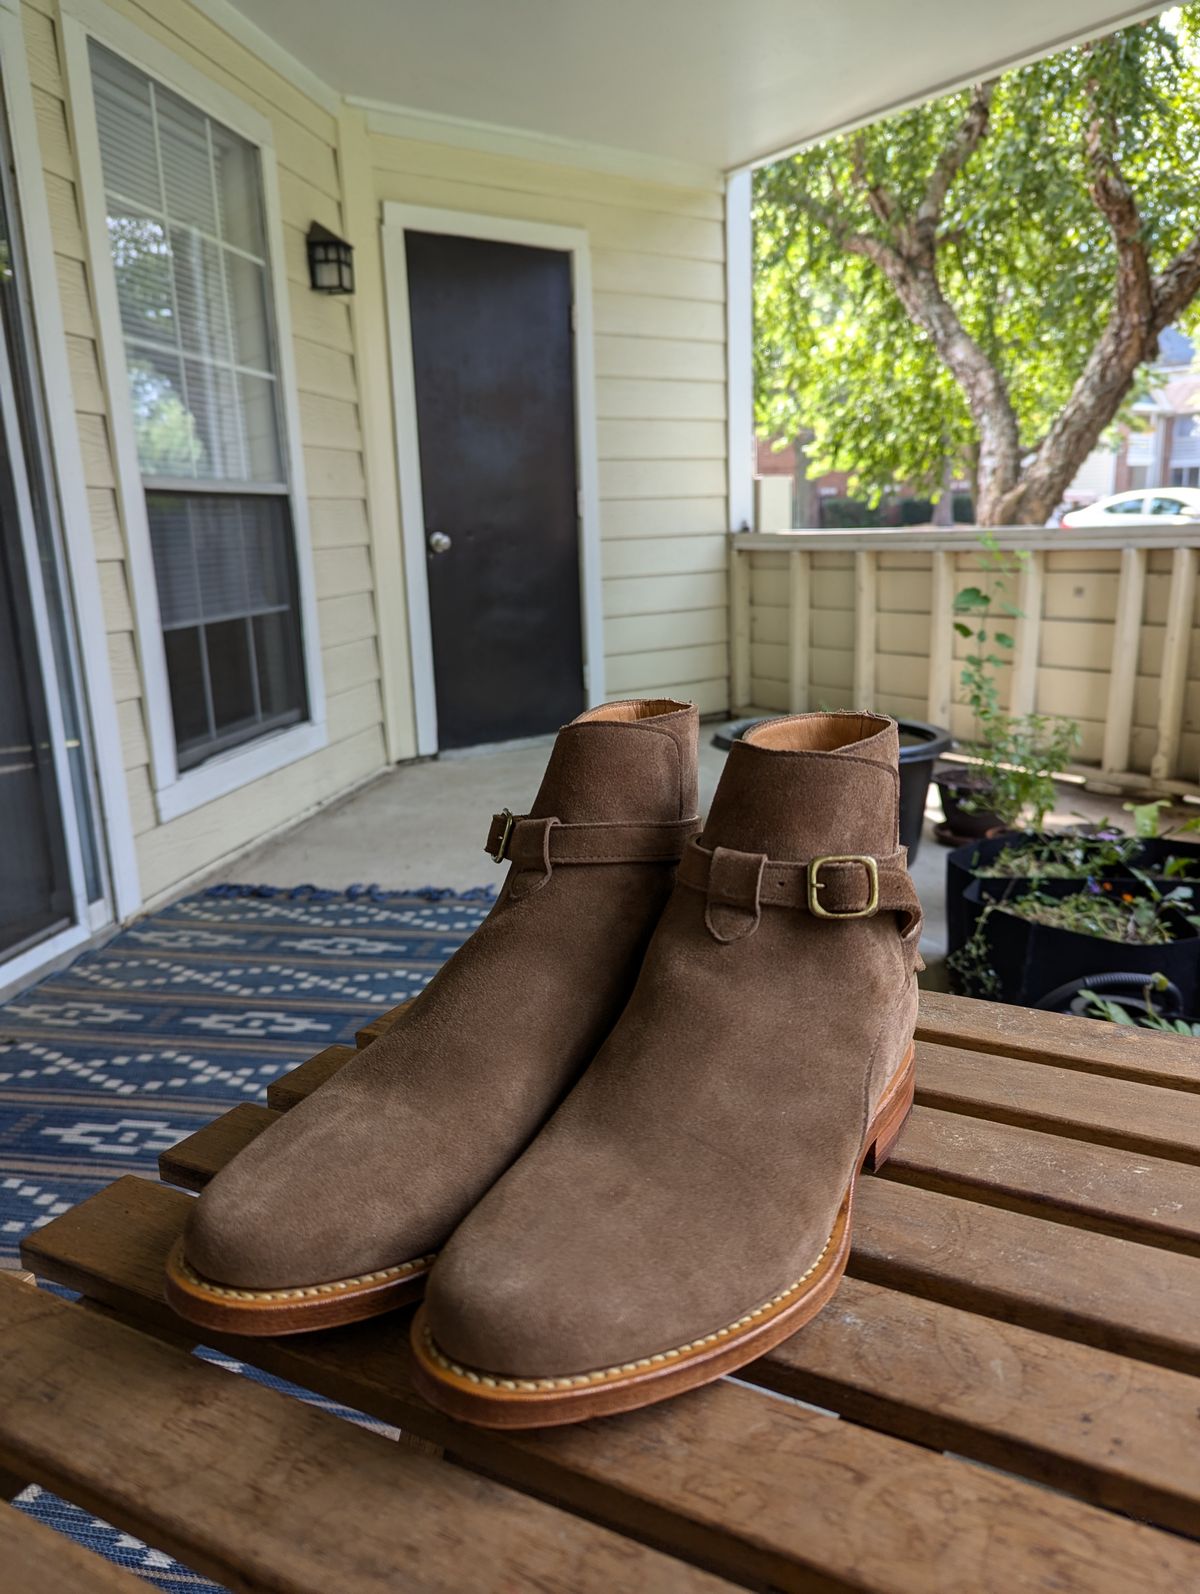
[90,43,307,769]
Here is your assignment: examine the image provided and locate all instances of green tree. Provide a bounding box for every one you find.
[755,8,1200,524]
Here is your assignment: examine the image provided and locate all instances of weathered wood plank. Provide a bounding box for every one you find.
[754,1275,1200,1537]
[916,1040,1200,1163]
[1152,545,1197,782]
[728,541,751,709]
[1101,546,1146,774]
[885,1103,1200,1253]
[916,988,1200,1091]
[850,1178,1200,1375]
[267,1043,358,1109]
[356,1002,411,1048]
[925,550,953,725]
[0,1273,723,1594]
[0,1499,152,1593]
[21,1180,1200,1594]
[159,1104,279,1191]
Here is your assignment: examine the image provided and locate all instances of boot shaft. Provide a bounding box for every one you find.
[703,711,900,859]
[530,699,699,827]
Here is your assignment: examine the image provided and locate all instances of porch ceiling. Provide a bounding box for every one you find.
[228,0,1165,177]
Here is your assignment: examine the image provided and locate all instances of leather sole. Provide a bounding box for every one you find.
[163,1240,434,1336]
[409,1041,916,1428]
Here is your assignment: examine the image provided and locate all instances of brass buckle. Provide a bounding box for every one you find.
[489,808,516,864]
[808,854,879,919]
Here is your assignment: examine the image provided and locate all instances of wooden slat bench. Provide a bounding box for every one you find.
[6,990,1200,1592]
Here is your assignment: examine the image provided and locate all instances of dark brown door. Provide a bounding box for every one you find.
[406,230,585,749]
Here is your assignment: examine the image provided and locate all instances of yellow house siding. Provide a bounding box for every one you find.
[370,133,731,717]
[24,0,388,905]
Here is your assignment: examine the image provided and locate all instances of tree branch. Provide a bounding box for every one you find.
[993,88,1187,523]
[915,79,996,246]
[1153,231,1200,325]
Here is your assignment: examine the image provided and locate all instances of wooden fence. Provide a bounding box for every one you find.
[729,525,1200,793]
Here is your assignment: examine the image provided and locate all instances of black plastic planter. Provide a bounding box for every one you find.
[944,830,1200,960]
[955,874,1200,1009]
[935,772,1003,841]
[713,716,952,862]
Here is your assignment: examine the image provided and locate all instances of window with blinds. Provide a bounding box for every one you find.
[89,43,307,771]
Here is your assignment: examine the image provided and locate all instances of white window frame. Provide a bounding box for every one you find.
[0,0,142,992]
[381,202,604,755]
[61,0,326,824]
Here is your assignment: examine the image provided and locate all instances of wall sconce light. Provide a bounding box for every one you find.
[306,223,354,294]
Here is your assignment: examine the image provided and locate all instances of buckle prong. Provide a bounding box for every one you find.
[808,854,879,919]
[489,808,515,864]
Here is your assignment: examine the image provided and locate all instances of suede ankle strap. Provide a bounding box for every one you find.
[677,838,922,945]
[486,811,702,872]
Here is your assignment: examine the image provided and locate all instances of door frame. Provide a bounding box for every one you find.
[382,202,605,755]
[0,0,139,993]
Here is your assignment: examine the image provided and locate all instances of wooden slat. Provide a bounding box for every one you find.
[0,1274,723,1594]
[786,549,810,712]
[1009,550,1044,717]
[267,1043,358,1109]
[853,549,877,709]
[916,988,1200,1091]
[1152,545,1197,782]
[850,1178,1200,1375]
[728,541,751,709]
[22,1180,1200,1594]
[926,549,953,726]
[885,1103,1200,1252]
[159,1103,279,1190]
[916,1040,1200,1163]
[1101,545,1146,774]
[755,1275,1200,1537]
[355,1002,411,1048]
[0,1500,152,1593]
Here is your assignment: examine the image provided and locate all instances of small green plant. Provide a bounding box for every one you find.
[1006,876,1196,946]
[952,530,1079,830]
[1081,975,1200,1037]
[978,831,1139,879]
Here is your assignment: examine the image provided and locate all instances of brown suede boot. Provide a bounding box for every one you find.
[165,699,700,1335]
[412,711,922,1425]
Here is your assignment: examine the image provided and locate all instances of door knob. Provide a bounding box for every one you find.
[427,530,452,555]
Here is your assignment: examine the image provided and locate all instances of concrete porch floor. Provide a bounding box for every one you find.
[221,719,1165,978]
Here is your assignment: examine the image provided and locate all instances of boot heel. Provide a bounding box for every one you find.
[865,1053,915,1171]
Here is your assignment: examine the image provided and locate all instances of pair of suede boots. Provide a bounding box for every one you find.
[165,700,922,1429]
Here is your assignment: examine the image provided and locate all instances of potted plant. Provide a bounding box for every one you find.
[947,800,1200,1008]
[945,802,1200,960]
[935,531,1079,841]
[948,867,1200,1009]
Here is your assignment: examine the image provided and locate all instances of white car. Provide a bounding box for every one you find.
[1060,488,1200,527]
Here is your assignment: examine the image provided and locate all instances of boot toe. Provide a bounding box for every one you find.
[424,1235,592,1378]
[183,1160,330,1290]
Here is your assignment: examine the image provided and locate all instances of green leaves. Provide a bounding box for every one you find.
[1124,798,1171,838]
[753,6,1200,505]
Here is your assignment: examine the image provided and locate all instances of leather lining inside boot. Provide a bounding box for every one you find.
[578,699,690,724]
[745,712,891,752]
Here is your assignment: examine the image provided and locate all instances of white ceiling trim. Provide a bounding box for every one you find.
[732,0,1170,170]
[185,0,342,114]
[356,98,724,192]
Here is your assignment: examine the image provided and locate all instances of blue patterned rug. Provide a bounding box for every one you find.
[2,883,492,1592]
